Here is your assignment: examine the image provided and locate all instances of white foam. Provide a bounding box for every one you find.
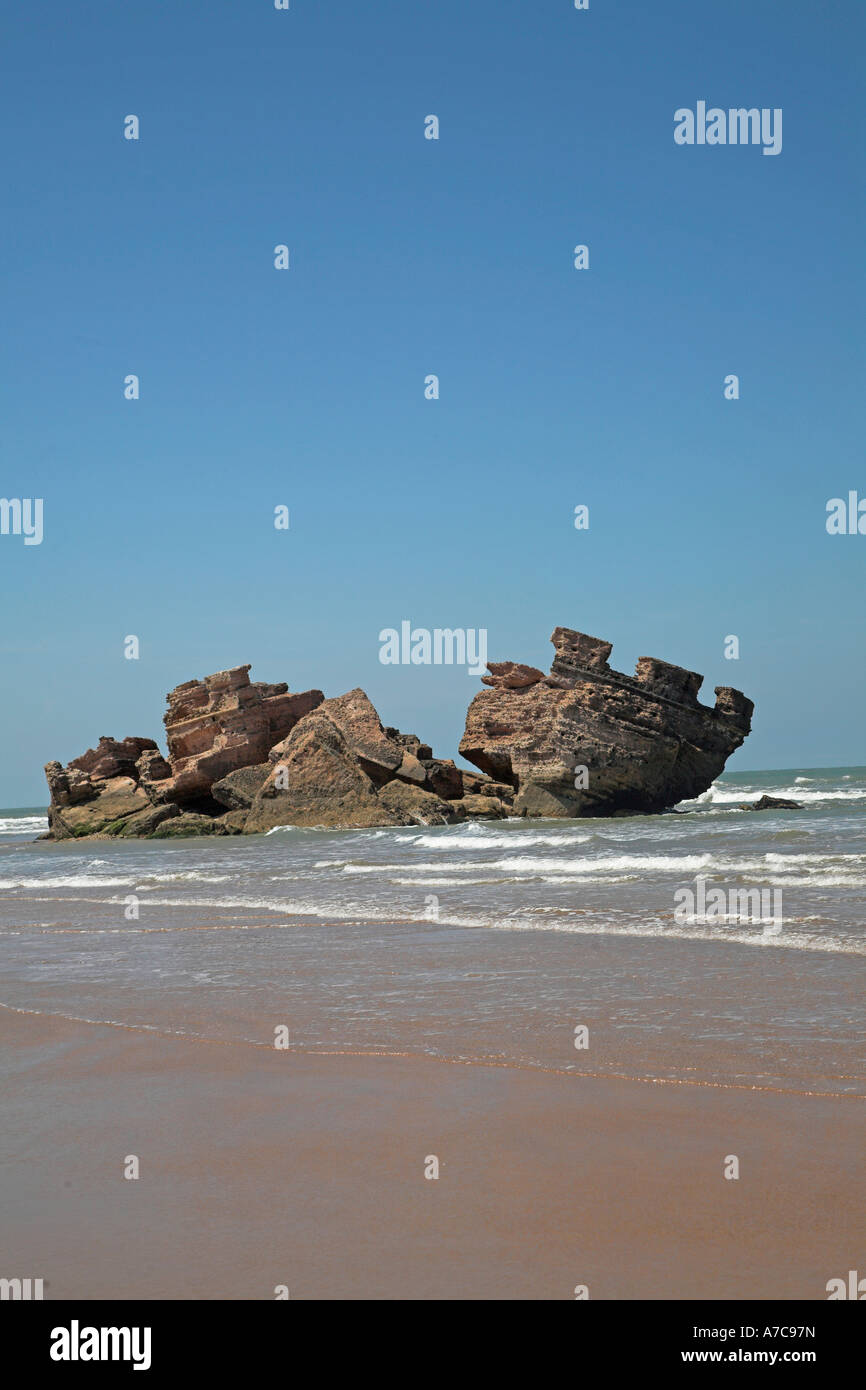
[0,816,48,835]
[0,869,234,891]
[146,871,233,883]
[0,875,135,890]
[411,832,592,851]
[682,782,865,807]
[343,853,718,877]
[764,852,865,865]
[387,876,507,888]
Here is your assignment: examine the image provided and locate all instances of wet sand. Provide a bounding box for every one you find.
[2,1007,863,1300]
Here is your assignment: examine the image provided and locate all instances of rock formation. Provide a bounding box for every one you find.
[459,627,753,816]
[41,630,753,838]
[44,737,177,839]
[152,665,324,807]
[236,688,488,831]
[42,669,508,838]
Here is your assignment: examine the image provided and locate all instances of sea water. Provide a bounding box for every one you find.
[1,767,864,1095]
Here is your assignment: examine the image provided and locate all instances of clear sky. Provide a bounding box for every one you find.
[1,1,863,805]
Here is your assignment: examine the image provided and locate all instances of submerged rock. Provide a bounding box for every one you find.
[744,795,802,811]
[459,626,753,817]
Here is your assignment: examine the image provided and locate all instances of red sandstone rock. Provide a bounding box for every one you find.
[247,703,401,832]
[42,634,754,839]
[268,688,401,786]
[155,665,324,804]
[136,749,172,799]
[459,626,753,816]
[42,668,325,836]
[248,689,456,830]
[481,661,545,690]
[68,736,160,783]
[44,736,161,834]
[44,773,152,839]
[420,758,465,800]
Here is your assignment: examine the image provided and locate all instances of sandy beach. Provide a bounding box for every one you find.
[2,1004,863,1301]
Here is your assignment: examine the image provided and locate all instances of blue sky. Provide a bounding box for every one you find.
[1,1,863,805]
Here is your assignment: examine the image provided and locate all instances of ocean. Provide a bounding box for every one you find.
[1,768,864,1099]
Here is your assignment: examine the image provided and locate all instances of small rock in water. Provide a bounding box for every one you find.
[745,795,803,811]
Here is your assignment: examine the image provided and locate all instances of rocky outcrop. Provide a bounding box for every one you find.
[41,632,755,838]
[244,689,467,831]
[459,626,753,816]
[150,811,234,837]
[152,666,324,806]
[377,780,464,826]
[44,737,166,839]
[211,764,272,811]
[41,667,325,838]
[65,735,161,784]
[482,661,546,690]
[44,774,152,839]
[42,671,496,838]
[452,793,507,820]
